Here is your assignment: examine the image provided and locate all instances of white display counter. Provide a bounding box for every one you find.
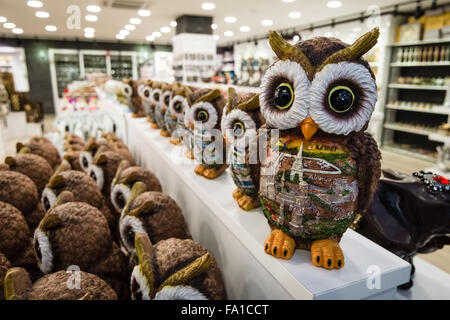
[120,111,411,300]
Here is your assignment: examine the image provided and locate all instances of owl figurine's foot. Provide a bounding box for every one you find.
[184,150,194,160]
[132,113,138,118]
[160,130,170,138]
[311,239,344,269]
[237,195,259,211]
[203,168,218,179]
[146,116,151,123]
[151,123,159,129]
[232,189,244,200]
[170,137,181,145]
[194,164,206,176]
[264,229,295,260]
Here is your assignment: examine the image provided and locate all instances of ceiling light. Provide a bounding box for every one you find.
[86,5,101,13]
[282,0,295,2]
[240,26,250,32]
[224,16,236,23]
[161,26,171,33]
[116,34,125,40]
[85,15,98,22]
[45,25,57,32]
[125,24,135,31]
[152,31,161,37]
[3,23,15,29]
[293,35,300,42]
[288,11,301,19]
[138,9,151,17]
[84,27,95,33]
[201,2,216,10]
[213,35,219,40]
[0,17,6,23]
[27,1,43,8]
[119,29,129,36]
[327,1,342,8]
[35,11,50,18]
[261,19,273,26]
[146,35,154,41]
[130,18,141,24]
[12,28,23,34]
[224,30,234,37]
[170,21,177,27]
[211,23,218,30]
[84,33,94,38]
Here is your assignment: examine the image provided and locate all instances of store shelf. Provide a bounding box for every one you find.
[390,38,450,47]
[390,62,450,67]
[428,132,450,144]
[388,83,449,90]
[382,145,437,162]
[385,104,450,115]
[384,123,437,136]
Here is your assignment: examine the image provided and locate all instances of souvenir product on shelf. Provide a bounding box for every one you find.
[0,170,45,233]
[155,82,173,137]
[63,148,83,171]
[110,161,162,214]
[187,88,228,179]
[17,137,62,170]
[79,136,111,172]
[0,201,39,281]
[356,169,450,289]
[165,84,189,142]
[3,268,118,300]
[221,87,264,211]
[0,253,11,300]
[139,80,152,123]
[129,79,146,118]
[4,151,53,196]
[116,80,133,109]
[254,29,381,268]
[149,82,162,129]
[130,233,226,300]
[119,182,191,254]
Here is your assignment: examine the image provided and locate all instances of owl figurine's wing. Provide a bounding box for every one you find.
[347,132,382,214]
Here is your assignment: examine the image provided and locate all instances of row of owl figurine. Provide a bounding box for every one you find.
[119,29,383,269]
[0,132,226,300]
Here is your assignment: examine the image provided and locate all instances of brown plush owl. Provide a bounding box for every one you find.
[128,79,146,118]
[130,233,226,300]
[0,253,11,300]
[119,182,191,255]
[221,87,265,211]
[63,148,83,171]
[185,88,228,179]
[33,199,129,299]
[0,170,45,232]
[79,136,113,172]
[249,29,382,269]
[64,133,85,146]
[4,267,117,300]
[110,160,162,214]
[0,201,40,281]
[17,136,61,170]
[4,151,53,196]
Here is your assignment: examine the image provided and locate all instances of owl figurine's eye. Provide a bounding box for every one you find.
[154,93,160,101]
[174,102,183,113]
[197,110,209,122]
[164,95,170,106]
[327,86,354,113]
[274,83,294,110]
[232,121,245,137]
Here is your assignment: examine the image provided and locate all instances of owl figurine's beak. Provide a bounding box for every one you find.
[189,122,194,130]
[300,117,319,141]
[171,114,177,120]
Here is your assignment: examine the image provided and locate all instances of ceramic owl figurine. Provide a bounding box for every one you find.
[186,88,228,179]
[148,82,162,129]
[221,87,265,211]
[155,82,175,138]
[166,85,192,145]
[116,80,133,109]
[252,29,382,269]
[139,80,153,124]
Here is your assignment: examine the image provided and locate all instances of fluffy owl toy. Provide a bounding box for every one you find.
[0,253,11,300]
[129,233,226,300]
[4,267,118,300]
[155,82,174,138]
[221,88,265,211]
[17,137,61,170]
[167,85,193,146]
[187,88,228,179]
[251,29,381,269]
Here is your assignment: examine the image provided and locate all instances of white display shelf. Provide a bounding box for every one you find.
[383,123,436,136]
[388,83,449,91]
[116,109,411,300]
[382,145,436,162]
[390,38,450,47]
[386,104,450,115]
[428,132,450,145]
[391,62,450,67]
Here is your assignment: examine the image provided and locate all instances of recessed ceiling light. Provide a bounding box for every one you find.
[84,33,94,38]
[12,28,23,34]
[224,16,236,23]
[282,0,295,2]
[3,23,15,29]
[288,11,301,19]
[170,21,177,27]
[130,18,141,24]
[125,24,135,31]
[138,9,151,17]
[201,2,216,10]
[261,19,273,26]
[327,1,342,8]
[35,11,50,18]
[45,25,57,32]
[85,15,98,22]
[116,34,125,40]
[213,35,220,40]
[119,30,129,36]
[146,35,154,41]
[0,17,6,23]
[211,23,218,30]
[84,27,95,33]
[152,31,161,37]
[224,30,234,37]
[161,26,171,33]
[27,1,43,8]
[240,26,250,32]
[86,5,101,13]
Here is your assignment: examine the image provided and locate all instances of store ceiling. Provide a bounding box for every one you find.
[0,0,427,45]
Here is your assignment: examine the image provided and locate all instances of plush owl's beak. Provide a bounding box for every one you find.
[300,117,319,141]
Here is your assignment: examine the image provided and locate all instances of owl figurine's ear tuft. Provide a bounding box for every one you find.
[15,142,25,153]
[94,153,108,165]
[184,86,193,105]
[52,190,75,208]
[123,181,146,215]
[79,292,93,300]
[112,159,130,186]
[4,267,32,300]
[4,156,16,167]
[39,213,62,231]
[194,89,221,104]
[237,94,260,112]
[54,160,71,175]
[48,174,65,189]
[135,233,156,296]
[18,146,31,154]
[85,137,98,152]
[226,87,236,114]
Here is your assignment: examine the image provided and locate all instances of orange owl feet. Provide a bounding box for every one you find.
[232,189,244,200]
[169,137,181,145]
[150,123,159,129]
[264,229,295,260]
[203,168,219,179]
[311,239,344,270]
[194,164,206,176]
[160,130,170,138]
[237,195,259,211]
[184,150,194,160]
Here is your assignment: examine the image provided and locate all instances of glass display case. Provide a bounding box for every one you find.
[53,52,80,98]
[83,53,107,74]
[110,54,133,80]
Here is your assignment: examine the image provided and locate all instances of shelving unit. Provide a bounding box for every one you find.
[382,38,450,161]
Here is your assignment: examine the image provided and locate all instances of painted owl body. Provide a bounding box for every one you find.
[139,80,153,122]
[155,83,173,137]
[253,29,381,269]
[167,85,193,146]
[148,82,162,129]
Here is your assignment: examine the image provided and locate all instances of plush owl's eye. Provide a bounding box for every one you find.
[232,121,245,137]
[327,86,355,113]
[111,184,131,214]
[197,110,209,122]
[274,83,294,110]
